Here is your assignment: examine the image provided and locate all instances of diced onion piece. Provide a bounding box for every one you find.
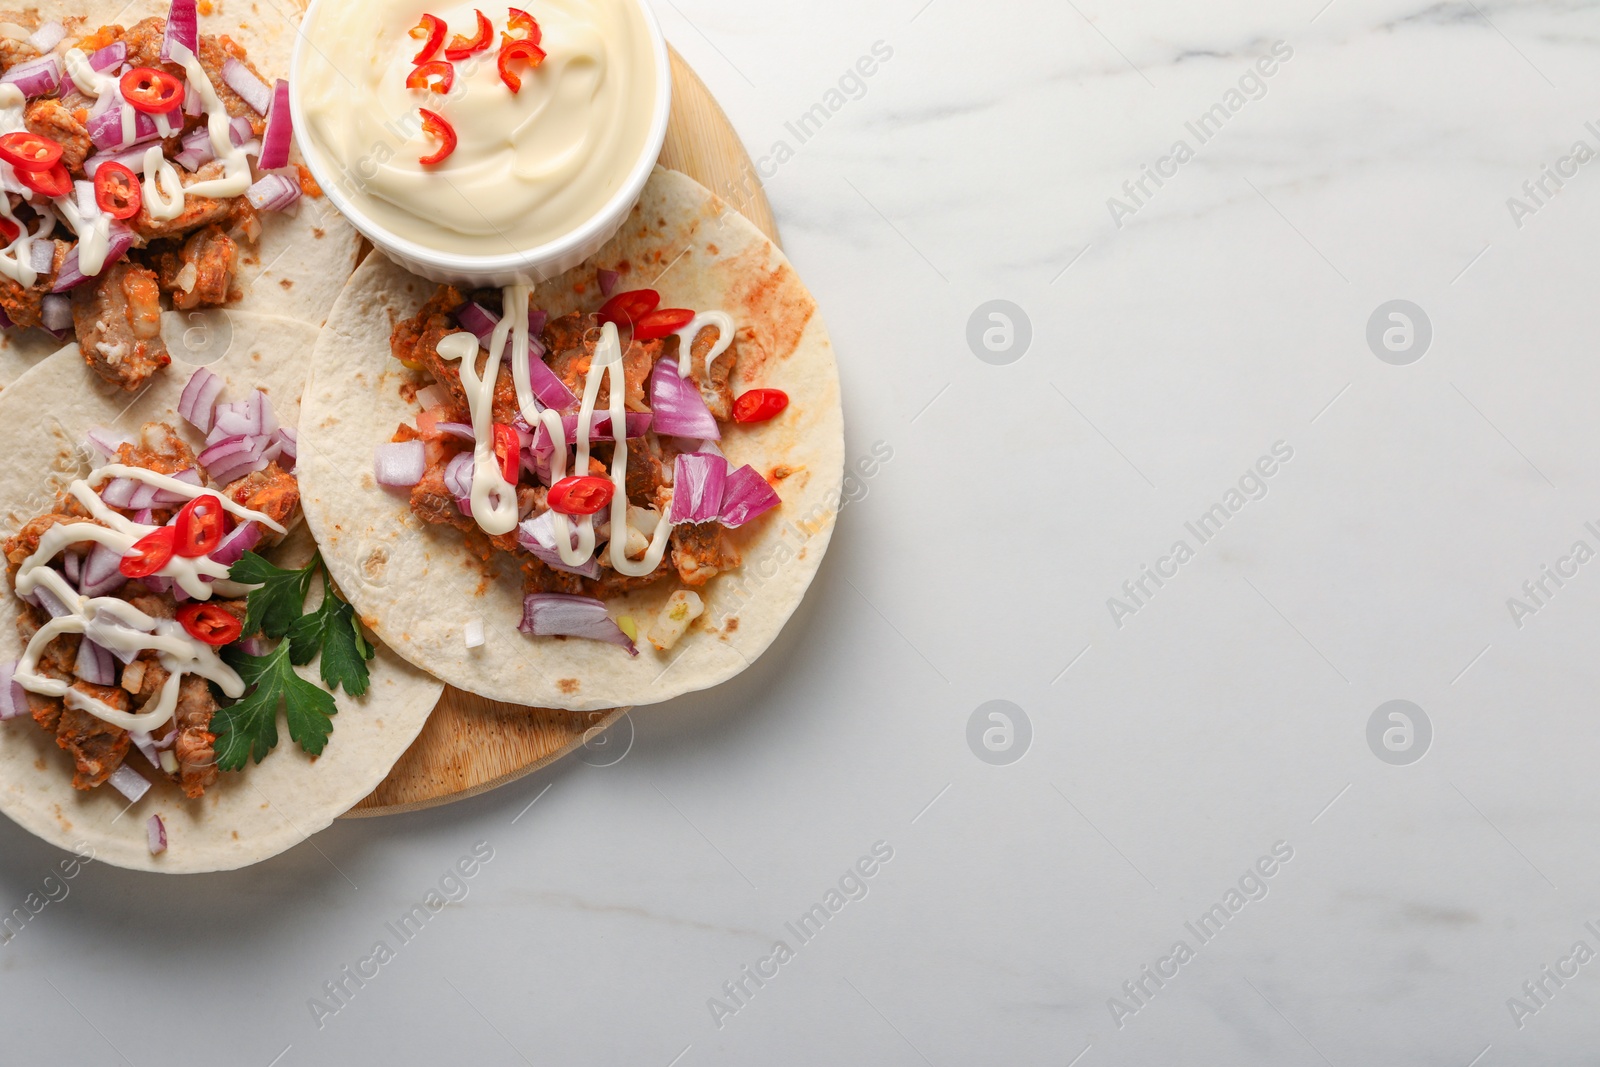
[61,548,80,585]
[107,764,150,803]
[160,0,198,61]
[32,585,71,619]
[87,41,127,72]
[79,542,126,597]
[173,124,215,171]
[228,115,254,146]
[222,57,272,114]
[178,367,226,432]
[519,593,637,655]
[271,427,297,469]
[86,105,176,151]
[517,511,601,578]
[146,813,167,855]
[198,433,266,484]
[719,464,781,528]
[0,54,60,97]
[210,521,261,566]
[528,307,548,336]
[668,452,727,525]
[648,590,704,652]
[648,358,720,440]
[40,293,71,332]
[258,78,292,169]
[0,661,26,721]
[245,172,301,213]
[52,224,134,292]
[84,143,151,178]
[525,349,576,410]
[597,268,619,296]
[74,637,114,685]
[464,618,484,649]
[435,422,474,442]
[443,451,472,499]
[26,20,64,52]
[373,440,425,487]
[457,301,500,347]
[416,384,448,410]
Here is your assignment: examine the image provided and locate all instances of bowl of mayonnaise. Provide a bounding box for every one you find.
[290,0,671,287]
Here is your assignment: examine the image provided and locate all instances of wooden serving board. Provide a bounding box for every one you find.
[346,48,780,817]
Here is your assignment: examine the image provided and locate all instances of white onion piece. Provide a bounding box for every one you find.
[74,637,115,685]
[519,593,637,655]
[0,661,27,721]
[25,20,64,52]
[146,813,167,855]
[373,441,425,487]
[107,764,150,803]
[222,57,272,114]
[40,293,71,332]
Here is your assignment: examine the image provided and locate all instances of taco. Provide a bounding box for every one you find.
[299,168,844,711]
[0,313,442,872]
[0,0,359,390]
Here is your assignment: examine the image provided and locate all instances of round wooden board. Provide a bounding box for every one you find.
[345,48,779,817]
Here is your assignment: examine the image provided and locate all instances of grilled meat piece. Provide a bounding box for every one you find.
[670,522,741,587]
[131,160,247,242]
[72,260,171,390]
[545,312,662,412]
[56,686,131,789]
[172,675,217,798]
[24,99,91,176]
[224,461,299,531]
[680,322,737,421]
[0,238,65,328]
[154,225,238,308]
[114,421,200,475]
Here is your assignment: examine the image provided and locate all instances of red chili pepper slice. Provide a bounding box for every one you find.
[444,9,493,60]
[176,603,244,647]
[631,308,695,342]
[120,67,184,114]
[548,475,615,516]
[492,423,520,483]
[119,526,177,579]
[16,161,70,198]
[0,131,62,170]
[0,217,16,243]
[596,289,660,330]
[173,494,226,558]
[409,13,447,64]
[406,60,455,94]
[497,38,546,93]
[733,388,789,424]
[417,108,456,165]
[505,7,541,44]
[93,161,142,220]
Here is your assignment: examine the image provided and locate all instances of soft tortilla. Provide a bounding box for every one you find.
[300,168,844,711]
[0,312,442,872]
[0,0,362,385]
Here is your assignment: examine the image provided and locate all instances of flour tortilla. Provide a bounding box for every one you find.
[300,168,844,711]
[0,0,362,386]
[0,312,442,872]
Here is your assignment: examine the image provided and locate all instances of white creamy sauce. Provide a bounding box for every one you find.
[140,144,184,221]
[672,311,734,380]
[12,464,285,734]
[147,43,253,212]
[0,84,40,286]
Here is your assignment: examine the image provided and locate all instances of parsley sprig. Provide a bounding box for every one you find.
[212,551,374,772]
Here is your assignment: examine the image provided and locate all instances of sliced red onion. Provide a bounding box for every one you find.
[1,55,60,97]
[258,78,292,169]
[61,549,81,585]
[720,464,780,528]
[222,58,272,114]
[528,307,548,336]
[245,172,300,213]
[74,637,115,685]
[517,512,602,578]
[211,401,258,438]
[174,124,215,172]
[253,389,279,435]
[178,367,225,433]
[130,727,175,769]
[86,105,180,152]
[558,411,651,443]
[456,301,500,346]
[26,21,64,52]
[182,80,201,116]
[132,507,154,524]
[211,521,261,567]
[271,427,297,469]
[99,477,136,508]
[40,293,71,332]
[669,452,727,524]
[648,359,720,440]
[443,452,473,499]
[597,269,619,297]
[374,441,425,488]
[79,542,126,597]
[0,306,13,329]
[228,115,253,146]
[52,224,135,292]
[32,584,72,619]
[0,661,25,721]
[146,468,202,506]
[83,143,151,178]
[89,42,126,72]
[435,422,474,442]
[160,0,198,61]
[519,593,637,655]
[146,813,167,854]
[107,764,149,803]
[198,434,265,484]
[526,351,576,409]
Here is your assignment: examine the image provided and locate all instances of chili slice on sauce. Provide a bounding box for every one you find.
[732,388,789,424]
[93,161,142,220]
[120,67,184,114]
[409,13,447,64]
[173,494,225,558]
[547,475,615,516]
[631,308,695,342]
[406,60,454,93]
[417,108,457,165]
[16,161,70,198]
[444,9,493,60]
[119,527,177,579]
[176,603,244,646]
[497,38,545,93]
[505,6,541,44]
[0,131,62,170]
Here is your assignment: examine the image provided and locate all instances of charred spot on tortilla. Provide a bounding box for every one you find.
[558,679,579,694]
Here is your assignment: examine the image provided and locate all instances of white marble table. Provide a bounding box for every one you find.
[6,0,1600,1063]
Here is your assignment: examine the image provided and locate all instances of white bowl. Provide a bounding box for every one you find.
[289,0,672,289]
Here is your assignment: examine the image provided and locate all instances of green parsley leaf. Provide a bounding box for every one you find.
[233,551,316,639]
[286,578,374,696]
[214,642,337,770]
